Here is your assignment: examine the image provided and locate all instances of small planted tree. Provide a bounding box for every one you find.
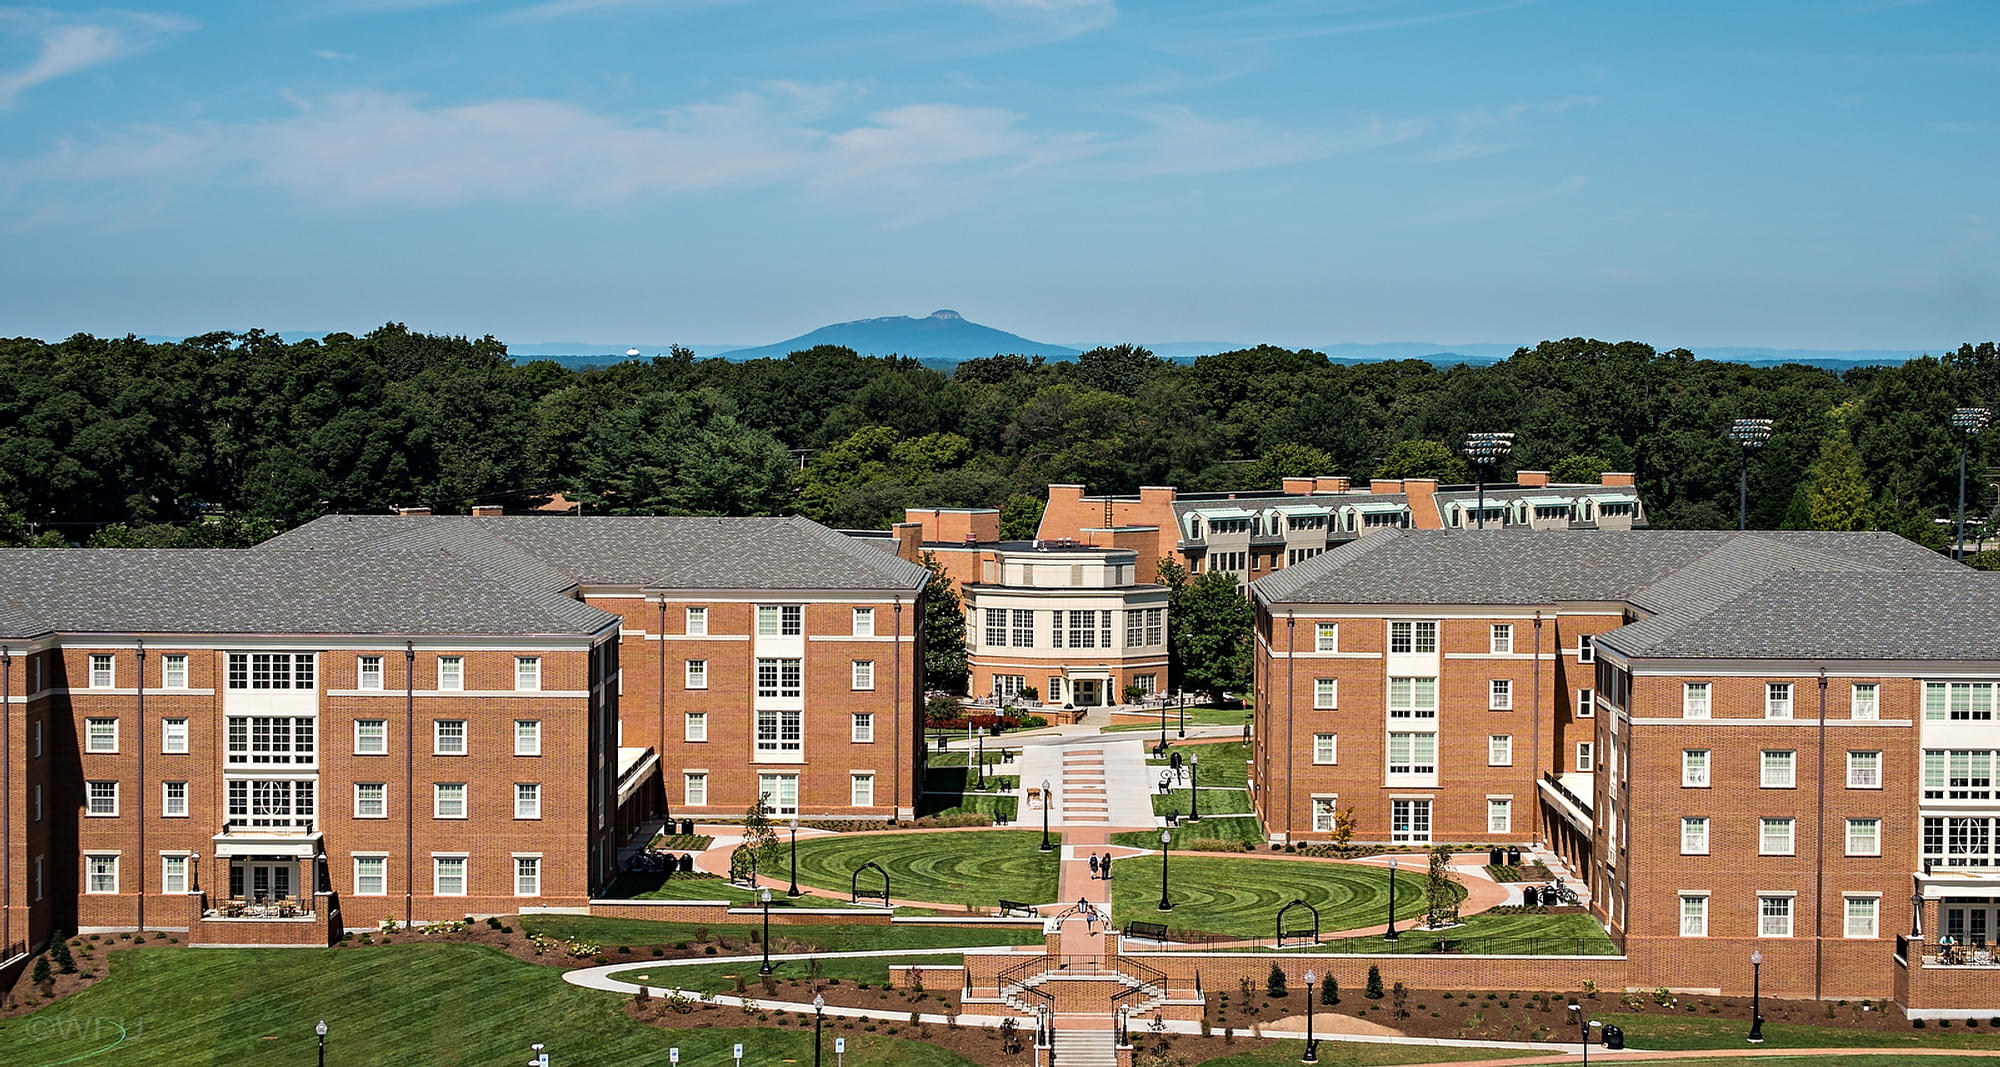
[1365,965,1384,1000]
[48,931,76,974]
[742,800,780,869]
[32,954,52,995]
[1321,976,1339,1006]
[1424,845,1462,928]
[1331,806,1358,848]
[1266,962,1288,997]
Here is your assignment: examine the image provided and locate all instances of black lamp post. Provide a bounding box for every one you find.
[787,817,801,897]
[1567,1004,1598,1067]
[1748,950,1764,1043]
[1177,692,1185,739]
[316,1020,327,1067]
[759,888,774,975]
[1462,432,1516,529]
[1188,753,1202,822]
[1040,778,1054,852]
[1383,857,1400,942]
[1730,418,1775,531]
[1302,970,1318,1062]
[976,728,986,790]
[813,992,826,1067]
[1160,695,1169,754]
[1157,829,1173,912]
[1954,408,1990,562]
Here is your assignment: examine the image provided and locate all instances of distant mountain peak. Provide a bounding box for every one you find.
[715,309,1077,361]
[929,309,962,320]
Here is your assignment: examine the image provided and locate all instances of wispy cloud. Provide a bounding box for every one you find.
[955,0,1116,39]
[0,7,194,107]
[312,48,359,60]
[1119,106,1428,177]
[1413,94,1596,163]
[502,0,738,22]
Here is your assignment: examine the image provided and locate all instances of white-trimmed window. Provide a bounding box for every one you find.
[436,656,463,691]
[434,719,467,755]
[1387,677,1436,718]
[1489,734,1513,766]
[1680,893,1709,937]
[355,782,387,819]
[515,657,541,691]
[162,653,188,689]
[686,606,708,635]
[227,652,316,690]
[1925,680,1998,721]
[755,658,803,699]
[1315,623,1338,652]
[1387,732,1436,775]
[685,712,708,742]
[433,782,467,819]
[1489,679,1512,710]
[1576,634,1594,664]
[1845,895,1879,939]
[1490,624,1512,655]
[1761,817,1795,855]
[685,660,708,690]
[1847,750,1880,788]
[515,719,541,756]
[1487,797,1512,834]
[1761,749,1795,788]
[89,653,114,689]
[1683,749,1710,787]
[515,856,541,897]
[1390,798,1432,843]
[852,713,874,743]
[1389,621,1437,654]
[1312,797,1339,833]
[162,718,189,754]
[1760,894,1794,937]
[358,655,384,690]
[1314,678,1338,710]
[852,660,875,691]
[161,780,188,818]
[1313,733,1337,765]
[1682,816,1709,854]
[1576,689,1594,718]
[1682,682,1711,719]
[758,773,799,817]
[86,718,118,753]
[354,855,387,896]
[684,772,707,806]
[1851,683,1879,720]
[851,773,875,807]
[85,853,118,894]
[515,782,541,819]
[755,710,803,754]
[433,856,467,896]
[87,780,118,816]
[758,604,804,637]
[1766,682,1793,719]
[162,854,189,894]
[32,783,42,822]
[1575,742,1594,772]
[1846,817,1881,856]
[853,607,875,637]
[355,719,387,755]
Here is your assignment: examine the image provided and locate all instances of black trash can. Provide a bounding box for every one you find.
[1521,886,1539,907]
[1601,1024,1624,1050]
[678,853,695,873]
[1507,846,1522,866]
[681,818,695,836]
[1489,847,1505,866]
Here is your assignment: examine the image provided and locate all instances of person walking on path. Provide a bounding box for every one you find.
[1089,854,1101,880]
[1101,853,1113,880]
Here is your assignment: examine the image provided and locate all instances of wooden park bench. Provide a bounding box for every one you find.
[998,899,1035,917]
[1122,920,1170,943]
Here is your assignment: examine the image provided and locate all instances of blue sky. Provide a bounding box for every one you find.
[1,0,1994,350]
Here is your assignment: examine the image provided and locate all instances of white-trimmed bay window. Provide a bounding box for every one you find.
[756,710,803,755]
[1387,732,1436,776]
[1388,677,1436,718]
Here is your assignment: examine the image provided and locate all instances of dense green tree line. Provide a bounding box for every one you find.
[3,326,1997,552]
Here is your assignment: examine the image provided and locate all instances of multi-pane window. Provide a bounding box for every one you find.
[1063,610,1105,649]
[1923,816,1999,866]
[1765,682,1794,719]
[1313,733,1337,764]
[162,653,188,689]
[1490,624,1512,655]
[515,783,541,819]
[1145,608,1164,646]
[162,854,188,894]
[354,856,387,896]
[756,710,803,754]
[1847,750,1880,788]
[1387,732,1437,775]
[1387,677,1437,718]
[1845,896,1879,938]
[852,660,875,690]
[755,658,803,698]
[228,716,317,765]
[515,856,541,897]
[1851,683,1879,720]
[1312,798,1339,833]
[1924,749,1997,800]
[1575,742,1594,772]
[434,719,467,756]
[355,719,387,755]
[86,718,118,753]
[1487,798,1512,834]
[1682,682,1711,719]
[1315,623,1339,652]
[1576,634,1595,664]
[227,779,314,828]
[987,608,1008,646]
[1313,678,1338,710]
[686,606,708,635]
[684,772,708,806]
[1682,749,1710,787]
[433,856,466,896]
[1489,679,1512,710]
[86,854,118,894]
[851,773,874,807]
[515,657,540,691]
[1926,681,1998,721]
[852,607,875,637]
[1576,689,1594,718]
[1760,895,1794,937]
[515,719,541,756]
[1010,609,1035,648]
[162,718,189,754]
[685,660,707,689]
[433,783,467,819]
[1682,816,1709,854]
[1389,621,1437,654]
[358,655,384,690]
[1761,817,1796,855]
[355,782,387,818]
[852,713,874,743]
[1390,798,1432,843]
[757,605,803,637]
[1846,818,1881,856]
[162,781,188,817]
[226,652,316,690]
[1489,735,1513,766]
[437,656,463,691]
[1761,749,1796,788]
[685,712,708,742]
[89,653,114,688]
[1680,894,1709,937]
[758,773,799,816]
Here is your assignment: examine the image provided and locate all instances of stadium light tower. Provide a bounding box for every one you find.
[1953,408,1991,562]
[1729,418,1775,531]
[1462,432,1516,529]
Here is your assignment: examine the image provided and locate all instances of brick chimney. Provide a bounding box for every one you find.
[1281,477,1316,495]
[891,522,924,564]
[396,506,431,517]
[1601,472,1637,487]
[471,505,504,517]
[1517,470,1550,488]
[1315,476,1350,494]
[1369,479,1404,494]
[1402,478,1442,529]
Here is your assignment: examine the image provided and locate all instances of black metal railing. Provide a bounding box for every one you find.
[1136,934,1621,957]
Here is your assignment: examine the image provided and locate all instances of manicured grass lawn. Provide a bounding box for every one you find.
[925,749,1019,769]
[1196,1039,1554,1065]
[1151,787,1254,816]
[1595,1059,2000,1066]
[1584,1011,2000,1051]
[922,767,1020,793]
[608,954,963,993]
[1264,911,1618,955]
[599,870,868,907]
[519,915,1043,952]
[1147,741,1252,787]
[0,942,982,1067]
[789,830,1059,907]
[1110,853,1430,938]
[1112,818,1266,851]
[1107,706,1252,733]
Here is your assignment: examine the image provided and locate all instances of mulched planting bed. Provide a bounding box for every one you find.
[1,932,183,1017]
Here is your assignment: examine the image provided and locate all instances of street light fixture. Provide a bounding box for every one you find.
[530,1041,549,1067]
[1953,408,1990,562]
[316,1020,328,1067]
[759,888,775,975]
[788,817,801,897]
[1748,950,1764,1043]
[1730,418,1775,531]
[1178,691,1186,739]
[1157,829,1173,912]
[1383,857,1400,942]
[1565,1005,1600,1067]
[813,992,826,1067]
[1040,778,1054,852]
[1302,970,1319,1062]
[1462,432,1516,529]
[1187,753,1202,823]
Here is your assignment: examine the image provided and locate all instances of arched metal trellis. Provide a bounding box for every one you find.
[852,860,890,906]
[1277,896,1320,947]
[729,845,759,887]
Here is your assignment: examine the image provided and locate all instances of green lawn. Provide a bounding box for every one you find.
[1113,817,1266,851]
[608,954,962,993]
[922,767,1020,793]
[1106,706,1252,733]
[1591,1059,2000,1067]
[0,942,982,1067]
[1583,1010,2000,1051]
[1243,911,1619,955]
[925,749,1019,769]
[599,870,868,907]
[1147,740,1252,786]
[1152,787,1254,816]
[1196,1039,1554,1065]
[518,915,1043,952]
[1110,853,1431,938]
[789,829,1058,907]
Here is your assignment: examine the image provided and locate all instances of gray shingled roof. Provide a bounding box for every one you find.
[1252,529,1735,605]
[1603,571,2000,660]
